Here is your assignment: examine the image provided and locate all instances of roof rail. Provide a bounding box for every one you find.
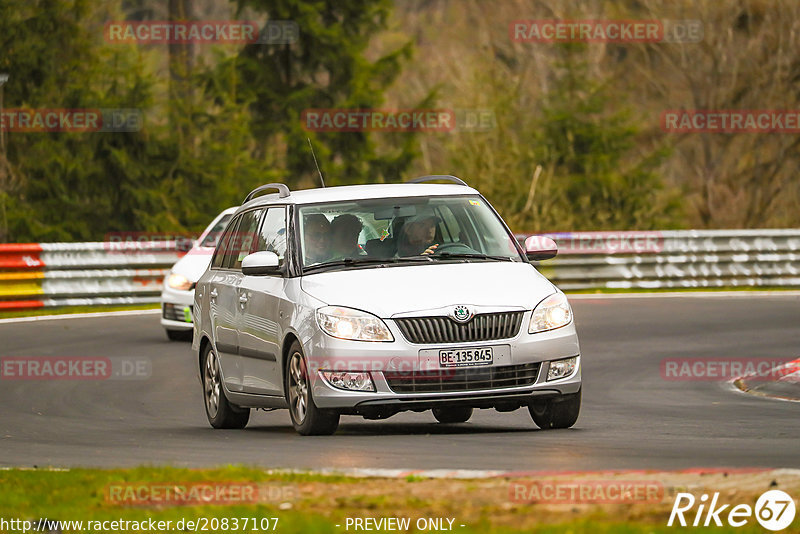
[244,183,291,203]
[406,175,468,186]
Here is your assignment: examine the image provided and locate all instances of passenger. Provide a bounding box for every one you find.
[303,214,331,264]
[397,215,439,256]
[330,214,365,260]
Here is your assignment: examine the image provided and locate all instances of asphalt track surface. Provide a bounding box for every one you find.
[1,295,798,471]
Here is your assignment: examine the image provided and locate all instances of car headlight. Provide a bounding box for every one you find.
[321,371,375,392]
[166,272,193,291]
[529,292,572,333]
[316,306,394,342]
[547,356,578,381]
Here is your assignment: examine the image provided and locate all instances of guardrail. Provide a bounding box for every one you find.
[0,242,183,310]
[1,229,799,311]
[518,229,800,291]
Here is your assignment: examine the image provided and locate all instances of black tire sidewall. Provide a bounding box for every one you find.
[432,406,473,423]
[529,389,581,429]
[284,341,339,435]
[202,344,249,429]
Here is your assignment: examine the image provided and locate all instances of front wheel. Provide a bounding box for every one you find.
[202,345,250,429]
[432,406,473,423]
[285,342,340,436]
[528,389,581,429]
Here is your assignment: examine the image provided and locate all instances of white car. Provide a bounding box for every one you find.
[161,207,237,341]
[193,177,581,435]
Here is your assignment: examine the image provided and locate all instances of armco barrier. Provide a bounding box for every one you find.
[1,229,799,311]
[518,229,800,291]
[0,242,183,310]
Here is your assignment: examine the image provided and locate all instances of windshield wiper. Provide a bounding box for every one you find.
[434,252,516,262]
[304,256,432,273]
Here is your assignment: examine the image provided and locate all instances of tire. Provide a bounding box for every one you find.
[166,329,192,342]
[432,406,473,423]
[285,341,339,436]
[528,389,581,430]
[202,345,250,429]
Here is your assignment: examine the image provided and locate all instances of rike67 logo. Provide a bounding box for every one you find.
[669,490,796,531]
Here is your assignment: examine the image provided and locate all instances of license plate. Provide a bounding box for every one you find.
[439,347,494,368]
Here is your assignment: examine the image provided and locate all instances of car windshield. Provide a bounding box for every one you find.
[199,214,233,248]
[298,195,523,269]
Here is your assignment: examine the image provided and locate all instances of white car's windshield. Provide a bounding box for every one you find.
[199,214,233,248]
[298,195,523,269]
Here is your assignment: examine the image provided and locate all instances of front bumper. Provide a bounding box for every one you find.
[305,312,581,411]
[160,286,195,331]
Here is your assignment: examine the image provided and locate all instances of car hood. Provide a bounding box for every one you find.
[300,262,557,318]
[169,247,214,282]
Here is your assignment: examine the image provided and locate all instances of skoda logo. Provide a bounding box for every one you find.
[451,305,473,323]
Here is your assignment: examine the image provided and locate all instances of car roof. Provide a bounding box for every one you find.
[235,183,481,214]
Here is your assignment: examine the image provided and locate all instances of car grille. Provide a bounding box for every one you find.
[394,311,525,344]
[384,363,541,393]
[163,303,192,323]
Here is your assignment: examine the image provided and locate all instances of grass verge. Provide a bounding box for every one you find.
[0,303,159,320]
[0,467,793,533]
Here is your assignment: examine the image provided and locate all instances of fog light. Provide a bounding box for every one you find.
[547,357,578,381]
[321,371,375,392]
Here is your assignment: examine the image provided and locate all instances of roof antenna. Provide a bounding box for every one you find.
[307,138,326,188]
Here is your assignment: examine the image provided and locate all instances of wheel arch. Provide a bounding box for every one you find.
[198,334,212,375]
[281,331,301,391]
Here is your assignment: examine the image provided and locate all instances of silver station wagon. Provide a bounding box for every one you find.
[192,176,581,435]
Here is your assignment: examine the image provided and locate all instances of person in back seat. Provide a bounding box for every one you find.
[303,214,331,264]
[330,214,366,260]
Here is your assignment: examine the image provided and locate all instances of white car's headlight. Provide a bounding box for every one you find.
[529,292,572,333]
[166,272,192,291]
[316,306,394,342]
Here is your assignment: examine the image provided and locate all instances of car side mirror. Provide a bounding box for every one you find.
[524,235,558,261]
[242,251,281,276]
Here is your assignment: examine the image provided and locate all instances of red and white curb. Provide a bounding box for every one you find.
[732,358,800,403]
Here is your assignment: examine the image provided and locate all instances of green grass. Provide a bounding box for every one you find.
[0,467,778,533]
[0,303,159,320]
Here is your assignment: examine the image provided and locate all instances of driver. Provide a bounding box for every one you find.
[397,215,440,256]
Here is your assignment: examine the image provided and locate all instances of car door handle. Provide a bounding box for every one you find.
[210,289,218,299]
[239,294,249,304]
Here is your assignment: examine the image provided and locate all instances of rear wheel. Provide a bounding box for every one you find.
[432,406,473,423]
[528,389,581,429]
[202,345,250,429]
[286,342,339,436]
[166,328,192,342]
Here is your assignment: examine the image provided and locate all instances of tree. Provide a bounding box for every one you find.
[226,0,417,187]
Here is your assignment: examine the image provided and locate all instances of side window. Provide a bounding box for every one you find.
[224,209,263,270]
[256,208,287,264]
[211,215,241,269]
